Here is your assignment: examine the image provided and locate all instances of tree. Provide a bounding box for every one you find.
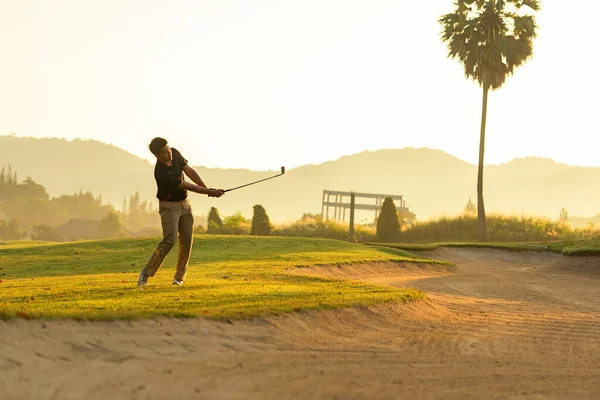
[6,165,13,185]
[251,205,272,236]
[558,207,569,223]
[464,197,477,215]
[97,212,126,238]
[0,176,64,228]
[51,191,114,222]
[439,0,539,241]
[126,191,154,231]
[557,207,570,231]
[31,225,64,242]
[207,207,223,233]
[376,197,400,242]
[0,219,21,240]
[222,212,251,235]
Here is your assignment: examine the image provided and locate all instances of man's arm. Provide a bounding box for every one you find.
[183,165,207,188]
[178,180,223,197]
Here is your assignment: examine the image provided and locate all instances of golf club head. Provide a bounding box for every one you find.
[281,166,285,175]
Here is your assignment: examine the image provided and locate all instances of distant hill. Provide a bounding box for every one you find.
[1,135,599,223]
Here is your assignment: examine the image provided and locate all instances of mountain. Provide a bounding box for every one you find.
[1,135,599,223]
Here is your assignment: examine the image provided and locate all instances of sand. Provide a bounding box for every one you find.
[2,248,600,399]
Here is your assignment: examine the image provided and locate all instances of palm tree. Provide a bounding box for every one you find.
[439,0,539,241]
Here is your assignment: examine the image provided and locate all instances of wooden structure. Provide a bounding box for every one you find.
[321,190,416,239]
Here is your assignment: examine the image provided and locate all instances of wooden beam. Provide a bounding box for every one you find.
[323,190,404,201]
[321,202,409,212]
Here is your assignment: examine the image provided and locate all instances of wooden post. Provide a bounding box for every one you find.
[321,191,325,218]
[326,193,330,220]
[334,194,337,221]
[349,192,355,241]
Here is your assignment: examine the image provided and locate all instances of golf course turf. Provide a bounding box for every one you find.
[0,235,436,320]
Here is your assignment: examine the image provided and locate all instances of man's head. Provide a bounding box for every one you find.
[149,137,172,164]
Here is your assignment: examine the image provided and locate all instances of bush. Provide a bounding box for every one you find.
[209,212,251,235]
[273,214,376,242]
[31,225,64,242]
[251,205,272,236]
[376,197,400,242]
[97,212,127,239]
[207,207,223,233]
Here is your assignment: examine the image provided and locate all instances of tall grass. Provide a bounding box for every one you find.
[269,213,599,243]
[397,213,598,243]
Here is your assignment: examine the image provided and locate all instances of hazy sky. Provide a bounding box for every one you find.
[1,0,598,170]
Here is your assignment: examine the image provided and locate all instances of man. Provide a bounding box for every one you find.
[138,137,224,287]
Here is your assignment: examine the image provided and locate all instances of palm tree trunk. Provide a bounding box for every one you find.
[477,86,489,242]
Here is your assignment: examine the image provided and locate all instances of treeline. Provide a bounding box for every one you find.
[569,213,600,229]
[0,166,162,241]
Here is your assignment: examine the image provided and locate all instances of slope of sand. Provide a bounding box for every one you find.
[2,248,600,399]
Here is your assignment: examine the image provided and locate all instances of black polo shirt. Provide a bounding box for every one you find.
[154,147,188,201]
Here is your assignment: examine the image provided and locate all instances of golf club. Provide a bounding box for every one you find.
[223,166,285,193]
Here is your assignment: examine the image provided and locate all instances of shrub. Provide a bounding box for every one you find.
[220,212,251,235]
[376,197,400,242]
[273,214,377,242]
[97,212,127,239]
[251,205,272,236]
[31,225,64,242]
[207,207,223,233]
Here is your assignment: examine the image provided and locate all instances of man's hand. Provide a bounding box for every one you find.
[208,188,225,198]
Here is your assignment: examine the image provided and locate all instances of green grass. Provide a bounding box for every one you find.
[367,240,580,253]
[561,237,600,256]
[0,235,434,320]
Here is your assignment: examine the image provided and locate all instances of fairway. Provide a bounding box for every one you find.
[0,235,438,319]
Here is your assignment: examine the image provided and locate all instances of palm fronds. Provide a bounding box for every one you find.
[439,0,539,90]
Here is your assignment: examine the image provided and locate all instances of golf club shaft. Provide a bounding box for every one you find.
[224,173,283,193]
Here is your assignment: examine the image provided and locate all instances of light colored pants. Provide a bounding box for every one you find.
[142,199,194,281]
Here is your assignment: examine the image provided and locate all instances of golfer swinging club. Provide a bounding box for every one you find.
[138,137,225,287]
